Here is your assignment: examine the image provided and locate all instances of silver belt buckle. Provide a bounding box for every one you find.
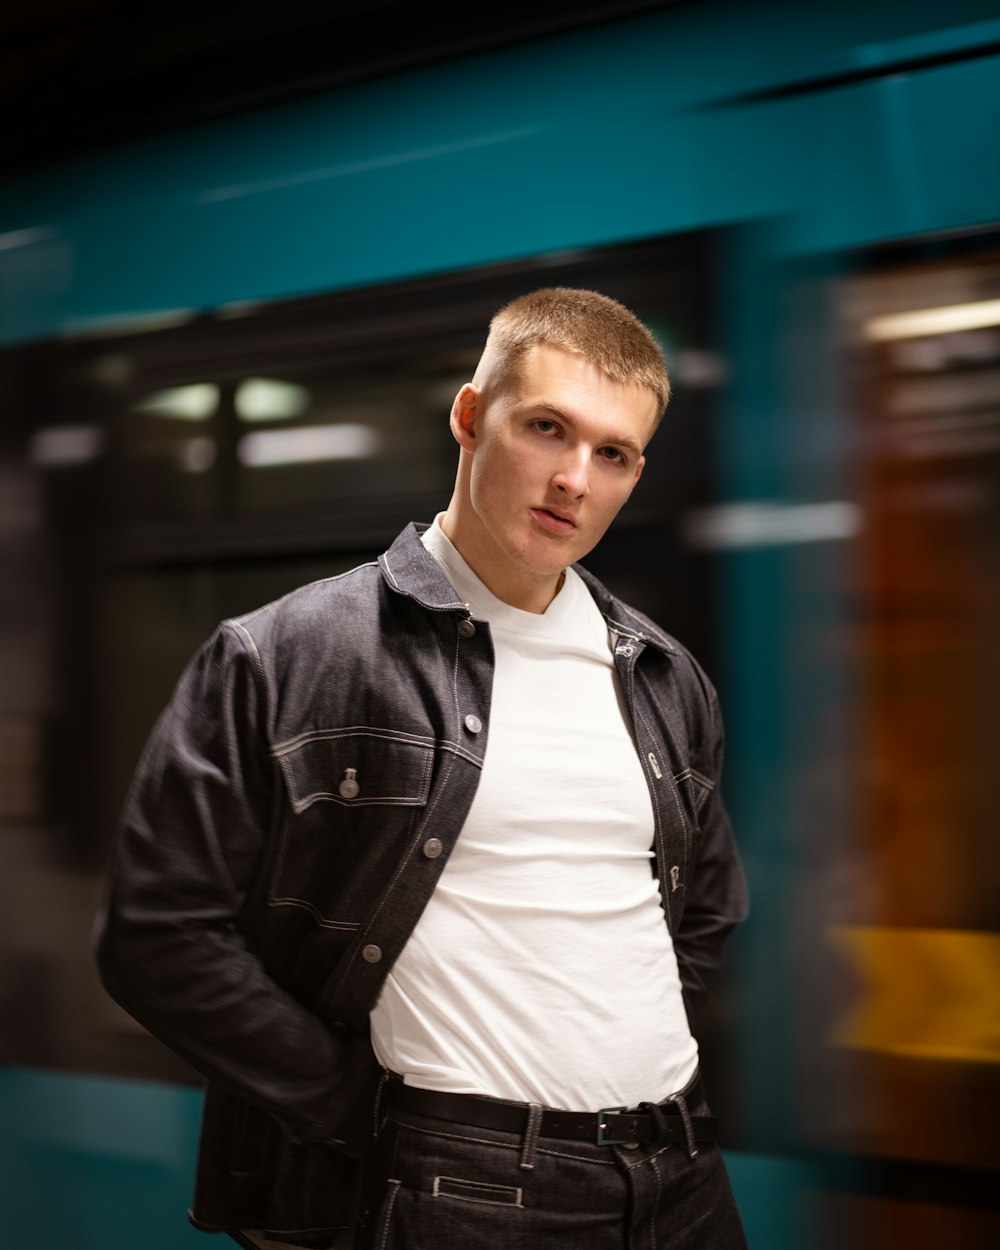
[596,1106,628,1146]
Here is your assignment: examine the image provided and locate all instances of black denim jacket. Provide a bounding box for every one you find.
[94,522,748,1244]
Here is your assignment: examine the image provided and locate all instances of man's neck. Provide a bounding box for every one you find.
[438,508,563,615]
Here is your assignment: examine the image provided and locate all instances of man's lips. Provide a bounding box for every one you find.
[531,506,577,534]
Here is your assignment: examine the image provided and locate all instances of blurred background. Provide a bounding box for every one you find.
[1,1,998,1246]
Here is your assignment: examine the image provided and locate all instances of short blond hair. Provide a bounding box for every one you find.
[476,287,670,417]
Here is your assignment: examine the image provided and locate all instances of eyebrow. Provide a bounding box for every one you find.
[532,402,645,458]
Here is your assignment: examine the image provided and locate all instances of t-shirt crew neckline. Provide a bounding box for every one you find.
[421,516,590,640]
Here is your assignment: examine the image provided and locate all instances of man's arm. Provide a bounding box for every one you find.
[94,623,372,1146]
[674,687,749,1027]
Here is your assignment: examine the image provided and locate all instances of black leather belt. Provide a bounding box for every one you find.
[385,1079,718,1148]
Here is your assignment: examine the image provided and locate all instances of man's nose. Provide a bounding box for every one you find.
[552,449,590,498]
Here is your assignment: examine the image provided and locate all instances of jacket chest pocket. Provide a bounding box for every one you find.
[649,758,715,915]
[269,729,434,927]
[673,766,716,820]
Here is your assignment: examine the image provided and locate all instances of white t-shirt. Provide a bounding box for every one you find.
[370,519,697,1109]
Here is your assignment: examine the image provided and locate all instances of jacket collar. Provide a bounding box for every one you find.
[379,522,468,612]
[380,522,676,657]
[574,564,677,656]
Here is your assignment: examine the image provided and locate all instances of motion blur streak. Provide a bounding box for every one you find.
[830,927,1000,1062]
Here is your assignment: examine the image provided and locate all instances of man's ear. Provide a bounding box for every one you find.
[450,383,480,451]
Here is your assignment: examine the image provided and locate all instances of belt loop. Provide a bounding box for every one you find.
[373,1069,391,1138]
[666,1092,698,1160]
[519,1102,543,1170]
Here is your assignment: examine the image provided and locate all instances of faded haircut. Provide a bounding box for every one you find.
[474,287,670,418]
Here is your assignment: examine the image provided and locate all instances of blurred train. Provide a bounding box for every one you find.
[1,2,999,1247]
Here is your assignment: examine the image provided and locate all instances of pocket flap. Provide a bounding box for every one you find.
[275,729,434,813]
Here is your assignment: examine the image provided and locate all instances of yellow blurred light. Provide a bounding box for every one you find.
[235,377,311,423]
[683,501,861,549]
[829,926,1000,1063]
[238,423,380,467]
[29,425,104,466]
[134,384,219,421]
[865,299,1000,341]
[176,436,217,474]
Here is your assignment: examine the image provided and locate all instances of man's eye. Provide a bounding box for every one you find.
[599,447,625,464]
[534,420,557,434]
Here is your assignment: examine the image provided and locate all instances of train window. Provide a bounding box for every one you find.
[34,237,715,589]
[111,356,465,523]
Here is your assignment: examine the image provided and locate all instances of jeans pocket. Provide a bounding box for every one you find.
[432,1175,525,1207]
[368,1121,532,1249]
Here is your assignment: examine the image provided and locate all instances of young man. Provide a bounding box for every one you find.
[96,288,749,1249]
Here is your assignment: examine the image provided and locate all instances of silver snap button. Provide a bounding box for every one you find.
[422,838,443,859]
[458,619,476,638]
[338,767,360,799]
[464,714,482,734]
[361,944,382,964]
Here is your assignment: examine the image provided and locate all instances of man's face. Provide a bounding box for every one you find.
[447,342,659,609]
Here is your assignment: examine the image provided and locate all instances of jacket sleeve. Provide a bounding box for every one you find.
[93,622,372,1147]
[674,685,749,1025]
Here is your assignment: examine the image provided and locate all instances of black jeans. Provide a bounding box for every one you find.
[355,1086,748,1250]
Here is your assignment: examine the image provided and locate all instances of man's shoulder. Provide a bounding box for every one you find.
[229,558,384,635]
[211,522,455,670]
[189,560,389,716]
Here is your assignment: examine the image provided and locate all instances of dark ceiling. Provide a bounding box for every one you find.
[1,0,691,176]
